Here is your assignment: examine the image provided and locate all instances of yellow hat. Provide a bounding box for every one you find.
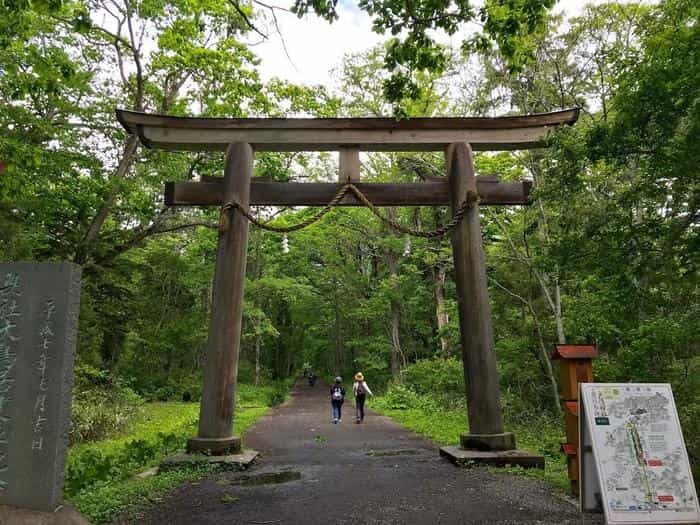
[355,372,364,381]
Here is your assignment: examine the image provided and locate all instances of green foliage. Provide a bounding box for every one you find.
[294,0,556,113]
[374,385,570,492]
[71,364,144,444]
[398,358,465,408]
[66,402,201,497]
[377,383,431,411]
[66,382,285,522]
[70,464,216,524]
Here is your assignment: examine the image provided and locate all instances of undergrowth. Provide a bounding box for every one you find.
[66,382,288,524]
[373,381,570,493]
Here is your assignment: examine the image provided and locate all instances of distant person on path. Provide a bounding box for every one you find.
[353,372,373,423]
[330,376,345,424]
[308,371,316,386]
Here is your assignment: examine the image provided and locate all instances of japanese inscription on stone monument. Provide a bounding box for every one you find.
[0,262,81,512]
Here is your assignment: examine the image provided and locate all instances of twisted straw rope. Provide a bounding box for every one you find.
[220,183,479,238]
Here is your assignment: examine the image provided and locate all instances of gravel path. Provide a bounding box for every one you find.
[128,381,603,524]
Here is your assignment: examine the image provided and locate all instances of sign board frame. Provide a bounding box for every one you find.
[579,383,699,525]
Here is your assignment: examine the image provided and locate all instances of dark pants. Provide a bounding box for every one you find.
[331,400,343,421]
[355,394,366,421]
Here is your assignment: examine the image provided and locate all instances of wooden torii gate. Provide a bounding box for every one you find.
[117,108,579,465]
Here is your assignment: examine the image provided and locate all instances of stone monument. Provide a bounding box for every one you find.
[0,262,85,522]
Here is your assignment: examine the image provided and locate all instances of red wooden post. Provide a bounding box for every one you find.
[551,344,598,494]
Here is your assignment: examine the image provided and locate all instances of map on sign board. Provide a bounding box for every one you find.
[580,383,699,524]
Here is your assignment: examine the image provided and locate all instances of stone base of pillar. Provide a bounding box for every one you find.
[0,504,91,525]
[186,436,241,455]
[160,449,259,473]
[439,446,544,469]
[460,432,516,451]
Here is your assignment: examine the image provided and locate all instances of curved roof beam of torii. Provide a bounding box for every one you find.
[116,108,579,152]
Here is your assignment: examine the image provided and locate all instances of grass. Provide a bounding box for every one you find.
[371,397,571,493]
[66,382,285,524]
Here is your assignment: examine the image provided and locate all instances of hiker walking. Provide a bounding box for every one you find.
[330,376,345,424]
[353,372,373,423]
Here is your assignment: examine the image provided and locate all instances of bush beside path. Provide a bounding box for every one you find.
[66,383,286,524]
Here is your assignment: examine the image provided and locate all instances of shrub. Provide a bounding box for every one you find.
[267,385,287,406]
[66,382,288,500]
[138,373,203,402]
[71,365,143,444]
[237,381,290,407]
[66,423,196,497]
[378,383,421,410]
[237,359,272,384]
[376,383,442,412]
[399,358,465,409]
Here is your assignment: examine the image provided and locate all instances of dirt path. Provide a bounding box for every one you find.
[130,381,600,524]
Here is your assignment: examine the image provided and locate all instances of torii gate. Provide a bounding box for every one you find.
[117,108,579,466]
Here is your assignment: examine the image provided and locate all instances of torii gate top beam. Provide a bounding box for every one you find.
[116,108,579,152]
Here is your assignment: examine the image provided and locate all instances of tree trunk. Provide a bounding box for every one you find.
[254,335,261,386]
[390,301,401,376]
[490,277,561,412]
[252,219,263,386]
[532,167,567,345]
[553,279,566,344]
[74,134,138,263]
[384,212,403,377]
[433,265,450,356]
[334,291,343,373]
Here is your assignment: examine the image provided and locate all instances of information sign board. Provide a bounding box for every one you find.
[579,383,699,524]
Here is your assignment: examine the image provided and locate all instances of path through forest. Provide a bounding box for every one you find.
[127,382,602,524]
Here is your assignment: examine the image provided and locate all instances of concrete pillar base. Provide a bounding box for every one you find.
[186,436,241,455]
[0,504,90,525]
[160,450,258,473]
[460,432,516,451]
[440,446,544,469]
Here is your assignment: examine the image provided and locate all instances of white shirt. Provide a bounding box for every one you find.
[352,380,373,396]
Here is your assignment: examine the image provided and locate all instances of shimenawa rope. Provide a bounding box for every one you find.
[220,183,479,238]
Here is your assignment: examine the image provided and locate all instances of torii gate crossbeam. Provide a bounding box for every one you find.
[117,108,579,467]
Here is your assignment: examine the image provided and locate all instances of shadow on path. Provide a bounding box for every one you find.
[129,381,601,524]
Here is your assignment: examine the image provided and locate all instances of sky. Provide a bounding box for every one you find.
[251,0,604,89]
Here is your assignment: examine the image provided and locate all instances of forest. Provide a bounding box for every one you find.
[1,0,698,519]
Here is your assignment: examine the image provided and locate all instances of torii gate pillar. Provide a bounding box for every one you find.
[187,142,252,455]
[441,143,543,467]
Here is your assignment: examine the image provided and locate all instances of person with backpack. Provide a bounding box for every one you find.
[330,376,345,424]
[353,372,373,423]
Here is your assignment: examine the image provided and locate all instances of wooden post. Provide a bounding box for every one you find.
[339,147,360,182]
[551,344,598,494]
[446,142,514,451]
[187,142,253,455]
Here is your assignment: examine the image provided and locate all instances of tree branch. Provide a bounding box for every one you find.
[227,0,268,39]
